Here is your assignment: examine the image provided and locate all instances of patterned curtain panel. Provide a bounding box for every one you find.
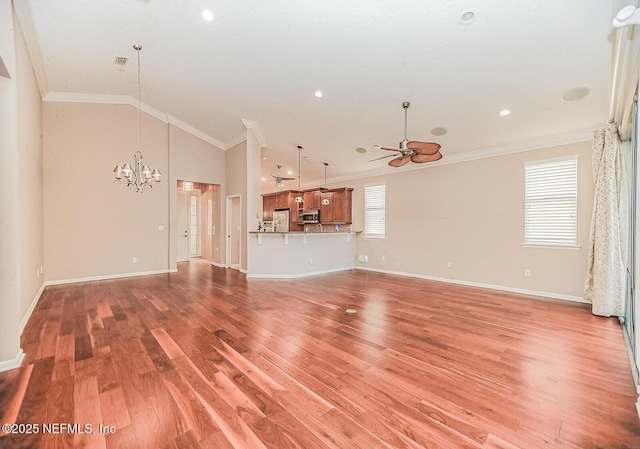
[584,122,628,317]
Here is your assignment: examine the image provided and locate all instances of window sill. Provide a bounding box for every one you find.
[521,243,581,250]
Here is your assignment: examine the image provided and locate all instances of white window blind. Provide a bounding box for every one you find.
[524,157,578,246]
[364,183,385,239]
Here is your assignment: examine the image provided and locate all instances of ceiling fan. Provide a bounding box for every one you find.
[370,101,443,167]
[272,164,295,187]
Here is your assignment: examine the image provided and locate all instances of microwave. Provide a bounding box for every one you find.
[300,209,319,223]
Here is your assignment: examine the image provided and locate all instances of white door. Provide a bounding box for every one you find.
[177,189,189,261]
[189,192,201,257]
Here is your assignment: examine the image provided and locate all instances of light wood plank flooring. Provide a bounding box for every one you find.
[0,260,639,449]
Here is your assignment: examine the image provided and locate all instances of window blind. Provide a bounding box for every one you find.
[364,183,385,239]
[524,157,578,246]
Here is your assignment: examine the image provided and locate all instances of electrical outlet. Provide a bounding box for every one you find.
[358,255,369,262]
[447,262,453,268]
[381,255,385,261]
[308,257,313,265]
[133,257,138,264]
[524,269,531,277]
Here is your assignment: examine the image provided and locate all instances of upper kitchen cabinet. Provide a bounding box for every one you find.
[263,187,352,227]
[303,190,321,210]
[320,191,333,224]
[262,194,276,221]
[330,188,353,224]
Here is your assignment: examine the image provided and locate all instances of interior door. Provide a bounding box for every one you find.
[177,189,189,261]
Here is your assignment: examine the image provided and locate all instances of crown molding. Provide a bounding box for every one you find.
[230,118,268,150]
[225,132,248,150]
[167,114,225,149]
[13,0,49,98]
[43,92,226,148]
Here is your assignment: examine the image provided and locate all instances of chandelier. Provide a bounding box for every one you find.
[113,45,161,192]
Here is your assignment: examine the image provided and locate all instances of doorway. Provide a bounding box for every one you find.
[177,181,219,264]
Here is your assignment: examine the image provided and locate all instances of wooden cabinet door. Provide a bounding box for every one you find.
[320,192,333,223]
[262,194,275,221]
[303,190,321,210]
[275,191,289,209]
[332,189,346,223]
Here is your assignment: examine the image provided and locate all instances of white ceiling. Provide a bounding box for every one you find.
[20,0,620,189]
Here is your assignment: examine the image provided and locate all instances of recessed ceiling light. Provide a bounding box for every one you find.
[314,90,323,98]
[499,109,511,116]
[355,147,367,154]
[261,177,266,181]
[459,9,476,25]
[287,170,293,175]
[561,87,590,102]
[201,9,214,22]
[262,156,267,160]
[431,127,448,136]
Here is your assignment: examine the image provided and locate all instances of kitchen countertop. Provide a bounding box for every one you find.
[249,231,360,234]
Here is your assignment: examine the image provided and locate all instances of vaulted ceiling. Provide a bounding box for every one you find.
[18,0,619,188]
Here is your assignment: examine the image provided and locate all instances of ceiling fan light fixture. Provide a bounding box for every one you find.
[499,109,511,116]
[314,90,323,98]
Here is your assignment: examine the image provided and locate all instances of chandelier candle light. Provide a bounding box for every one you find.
[113,45,161,192]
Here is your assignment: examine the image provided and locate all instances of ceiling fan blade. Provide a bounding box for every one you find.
[388,155,412,167]
[407,141,441,155]
[380,146,403,152]
[369,154,398,162]
[411,151,443,163]
[280,177,296,181]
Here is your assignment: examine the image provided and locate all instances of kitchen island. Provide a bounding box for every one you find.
[247,231,358,278]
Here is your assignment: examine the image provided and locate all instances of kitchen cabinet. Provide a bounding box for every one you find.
[303,190,321,210]
[262,194,276,221]
[263,187,352,228]
[320,191,333,223]
[261,191,302,231]
[330,188,353,224]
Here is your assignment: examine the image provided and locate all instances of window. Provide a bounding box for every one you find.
[364,183,385,238]
[524,156,578,247]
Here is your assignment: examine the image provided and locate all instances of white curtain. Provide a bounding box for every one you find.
[584,122,628,317]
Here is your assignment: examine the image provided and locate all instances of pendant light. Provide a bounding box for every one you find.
[295,145,303,203]
[113,45,161,193]
[321,162,330,205]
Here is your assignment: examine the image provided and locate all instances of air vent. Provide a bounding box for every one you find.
[113,56,129,66]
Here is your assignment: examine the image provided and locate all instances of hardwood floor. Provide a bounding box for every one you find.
[1,260,639,449]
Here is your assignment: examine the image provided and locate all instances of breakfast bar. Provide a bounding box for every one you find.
[247,231,358,278]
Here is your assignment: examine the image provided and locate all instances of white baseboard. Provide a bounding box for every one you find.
[45,268,178,286]
[353,266,588,304]
[19,282,46,335]
[246,266,352,279]
[0,349,25,373]
[210,261,226,268]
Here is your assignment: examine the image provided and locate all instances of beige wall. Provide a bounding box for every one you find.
[16,11,43,320]
[43,102,170,281]
[169,125,225,267]
[225,141,248,271]
[0,2,44,367]
[346,141,593,299]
